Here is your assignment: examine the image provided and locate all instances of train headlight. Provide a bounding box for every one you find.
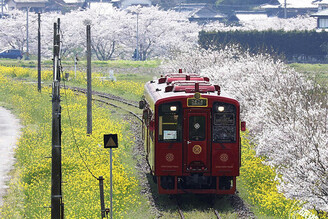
[170,106,177,111]
[218,106,225,112]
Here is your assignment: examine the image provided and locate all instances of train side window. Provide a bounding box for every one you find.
[158,102,182,142]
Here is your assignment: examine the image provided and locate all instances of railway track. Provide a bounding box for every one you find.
[176,197,185,219]
[66,85,142,121]
[68,86,139,108]
[19,80,142,121]
[175,196,222,219]
[176,206,222,219]
[177,205,222,219]
[214,209,222,219]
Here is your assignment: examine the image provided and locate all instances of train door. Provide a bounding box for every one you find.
[183,109,211,172]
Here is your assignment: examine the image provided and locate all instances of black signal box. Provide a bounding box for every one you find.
[104,134,118,148]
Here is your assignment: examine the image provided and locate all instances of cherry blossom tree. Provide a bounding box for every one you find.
[61,4,132,60]
[161,46,328,212]
[125,6,199,60]
[0,10,38,53]
[0,4,199,60]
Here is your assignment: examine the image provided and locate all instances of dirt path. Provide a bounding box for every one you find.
[0,107,20,206]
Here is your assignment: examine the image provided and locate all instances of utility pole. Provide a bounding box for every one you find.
[87,25,92,134]
[74,55,77,79]
[98,176,106,218]
[38,13,41,92]
[1,0,4,18]
[284,0,287,19]
[51,18,63,219]
[136,12,139,61]
[26,7,30,60]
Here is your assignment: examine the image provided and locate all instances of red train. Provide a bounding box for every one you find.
[139,70,245,194]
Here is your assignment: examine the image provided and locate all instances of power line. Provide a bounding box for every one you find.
[61,62,98,180]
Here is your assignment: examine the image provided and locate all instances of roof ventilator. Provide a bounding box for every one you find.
[158,77,166,84]
[165,86,174,92]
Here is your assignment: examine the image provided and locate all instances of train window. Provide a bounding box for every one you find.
[212,102,237,143]
[189,116,206,141]
[214,113,235,125]
[158,102,182,142]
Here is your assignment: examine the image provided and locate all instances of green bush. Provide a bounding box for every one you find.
[199,30,328,60]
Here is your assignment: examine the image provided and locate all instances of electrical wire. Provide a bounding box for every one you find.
[58,42,98,180]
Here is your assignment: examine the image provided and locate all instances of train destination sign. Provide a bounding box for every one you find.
[187,97,208,107]
[104,134,118,148]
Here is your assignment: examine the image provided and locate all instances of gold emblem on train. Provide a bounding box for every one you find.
[220,153,229,162]
[192,145,202,155]
[165,153,174,162]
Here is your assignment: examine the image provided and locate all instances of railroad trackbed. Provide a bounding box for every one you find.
[149,194,244,219]
[176,195,223,219]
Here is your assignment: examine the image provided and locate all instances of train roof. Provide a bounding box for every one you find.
[144,70,235,105]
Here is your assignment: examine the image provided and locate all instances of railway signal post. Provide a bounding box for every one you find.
[104,134,118,219]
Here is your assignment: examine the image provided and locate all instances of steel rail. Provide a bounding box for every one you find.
[70,86,142,121]
[214,209,221,219]
[177,205,185,219]
[174,196,185,219]
[93,97,142,122]
[69,86,139,108]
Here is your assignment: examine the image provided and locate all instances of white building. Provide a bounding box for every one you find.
[310,0,328,29]
[260,0,317,18]
[113,0,152,9]
[311,9,328,29]
[314,0,328,11]
[7,0,47,11]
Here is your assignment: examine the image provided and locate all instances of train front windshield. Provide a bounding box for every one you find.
[212,102,237,143]
[158,102,182,142]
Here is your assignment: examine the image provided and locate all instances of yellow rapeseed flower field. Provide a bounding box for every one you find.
[0,69,143,218]
[239,132,312,218]
[0,65,144,99]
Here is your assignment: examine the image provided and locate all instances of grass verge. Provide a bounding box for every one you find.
[0,59,161,69]
[289,63,328,87]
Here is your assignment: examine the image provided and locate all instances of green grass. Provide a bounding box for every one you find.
[0,59,39,68]
[289,63,328,87]
[0,58,161,69]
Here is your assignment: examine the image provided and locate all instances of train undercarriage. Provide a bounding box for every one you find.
[157,175,236,194]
